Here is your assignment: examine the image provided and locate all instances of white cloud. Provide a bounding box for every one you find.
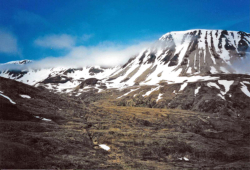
[0,29,20,55]
[232,50,250,74]
[30,40,155,68]
[34,34,76,49]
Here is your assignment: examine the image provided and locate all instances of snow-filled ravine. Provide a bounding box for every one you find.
[0,91,16,104]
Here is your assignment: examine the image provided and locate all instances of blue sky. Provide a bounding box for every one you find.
[0,0,249,64]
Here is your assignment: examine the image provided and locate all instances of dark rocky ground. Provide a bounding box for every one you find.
[0,76,250,169]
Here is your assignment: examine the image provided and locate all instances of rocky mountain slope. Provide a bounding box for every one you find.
[108,29,250,86]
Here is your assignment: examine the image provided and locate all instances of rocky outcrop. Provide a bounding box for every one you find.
[41,75,72,84]
[77,78,99,89]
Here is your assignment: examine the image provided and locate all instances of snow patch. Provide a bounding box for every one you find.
[243,81,250,84]
[186,67,192,74]
[75,93,81,96]
[34,116,52,121]
[218,80,234,95]
[194,86,201,96]
[207,82,220,89]
[217,94,225,100]
[241,83,250,97]
[97,88,103,93]
[0,92,16,104]
[178,157,189,161]
[210,66,217,74]
[20,94,31,99]
[99,144,110,151]
[179,82,188,92]
[142,86,160,97]
[156,93,163,102]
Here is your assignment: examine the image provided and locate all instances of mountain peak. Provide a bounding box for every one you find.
[2,60,32,65]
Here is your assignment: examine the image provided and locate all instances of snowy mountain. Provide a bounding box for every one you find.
[0,29,250,95]
[1,59,32,65]
[0,62,119,92]
[107,29,250,87]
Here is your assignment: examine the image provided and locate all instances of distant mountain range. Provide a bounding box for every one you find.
[1,29,249,92]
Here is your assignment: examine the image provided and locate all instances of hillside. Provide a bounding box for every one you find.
[0,77,116,169]
[1,77,250,169]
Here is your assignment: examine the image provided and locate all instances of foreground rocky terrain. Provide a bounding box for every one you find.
[1,77,250,169]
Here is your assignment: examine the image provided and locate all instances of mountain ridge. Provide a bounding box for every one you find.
[0,29,250,93]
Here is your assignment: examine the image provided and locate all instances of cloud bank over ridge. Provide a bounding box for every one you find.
[31,40,154,68]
